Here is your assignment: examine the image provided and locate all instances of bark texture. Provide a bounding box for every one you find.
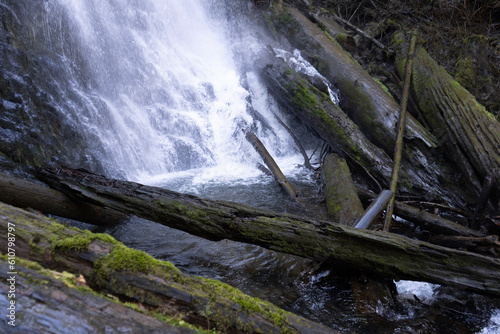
[32,167,500,297]
[393,32,500,200]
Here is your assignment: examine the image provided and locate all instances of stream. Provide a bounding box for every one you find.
[1,0,500,332]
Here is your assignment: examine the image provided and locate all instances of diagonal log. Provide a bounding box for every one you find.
[35,167,500,297]
[278,7,436,152]
[262,58,393,186]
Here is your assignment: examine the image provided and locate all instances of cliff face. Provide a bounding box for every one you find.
[0,1,105,174]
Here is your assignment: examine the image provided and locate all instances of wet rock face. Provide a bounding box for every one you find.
[0,1,105,174]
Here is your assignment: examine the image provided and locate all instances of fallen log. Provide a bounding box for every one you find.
[0,172,127,226]
[278,7,436,152]
[35,167,500,297]
[261,54,460,203]
[262,57,393,186]
[0,258,193,333]
[322,153,395,316]
[268,7,472,206]
[322,153,364,225]
[0,202,336,334]
[392,32,500,201]
[245,130,299,201]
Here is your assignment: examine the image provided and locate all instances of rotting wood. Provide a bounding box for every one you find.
[384,30,418,232]
[245,130,300,201]
[34,167,500,297]
[0,202,337,334]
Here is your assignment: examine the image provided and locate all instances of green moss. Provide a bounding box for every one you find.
[52,228,118,253]
[279,11,293,25]
[372,77,393,97]
[96,243,179,276]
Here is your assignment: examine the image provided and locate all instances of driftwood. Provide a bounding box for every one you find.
[30,167,500,296]
[392,32,500,200]
[245,131,299,200]
[0,202,336,334]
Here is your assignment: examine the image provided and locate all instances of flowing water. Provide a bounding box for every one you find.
[1,0,500,332]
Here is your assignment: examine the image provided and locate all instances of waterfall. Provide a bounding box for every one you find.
[34,0,302,182]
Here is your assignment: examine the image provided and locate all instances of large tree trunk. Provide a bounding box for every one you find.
[33,167,500,297]
[393,32,500,208]
[0,202,336,334]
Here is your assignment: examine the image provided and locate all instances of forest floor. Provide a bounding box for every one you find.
[308,0,500,118]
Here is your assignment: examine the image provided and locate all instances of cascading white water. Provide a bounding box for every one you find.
[52,0,303,182]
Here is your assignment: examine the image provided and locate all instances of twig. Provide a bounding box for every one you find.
[331,12,387,51]
[384,30,418,232]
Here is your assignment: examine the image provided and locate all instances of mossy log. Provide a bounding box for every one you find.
[278,7,436,152]
[0,202,336,334]
[35,167,500,297]
[392,32,500,200]
[321,153,395,316]
[322,153,364,226]
[262,57,453,201]
[269,7,473,205]
[0,258,196,333]
[262,58,393,185]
